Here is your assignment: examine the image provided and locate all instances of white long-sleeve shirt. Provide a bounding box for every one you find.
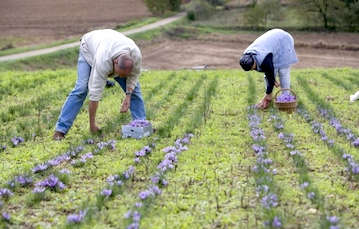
[80,29,142,101]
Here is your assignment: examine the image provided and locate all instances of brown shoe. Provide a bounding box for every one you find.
[53,131,65,140]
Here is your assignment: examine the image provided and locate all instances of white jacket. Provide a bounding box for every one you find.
[80,29,142,101]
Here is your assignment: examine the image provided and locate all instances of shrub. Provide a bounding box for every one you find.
[186,0,214,21]
[144,0,181,16]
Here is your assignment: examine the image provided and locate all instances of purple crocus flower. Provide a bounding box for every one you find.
[161,179,168,186]
[59,169,71,174]
[138,190,154,200]
[101,189,112,197]
[15,175,33,186]
[124,211,132,218]
[276,93,296,102]
[261,193,278,209]
[132,211,141,222]
[36,174,65,190]
[135,150,146,157]
[307,191,315,199]
[2,212,10,221]
[127,222,140,229]
[67,209,88,224]
[128,119,151,127]
[329,226,340,229]
[0,188,14,199]
[134,202,143,208]
[300,182,309,189]
[352,138,359,148]
[149,186,162,195]
[134,157,141,163]
[150,176,160,184]
[326,216,340,224]
[11,137,24,146]
[272,217,282,227]
[32,187,46,193]
[85,139,94,144]
[32,163,49,173]
[46,175,60,188]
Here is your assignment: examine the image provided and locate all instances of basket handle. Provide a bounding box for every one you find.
[274,88,297,100]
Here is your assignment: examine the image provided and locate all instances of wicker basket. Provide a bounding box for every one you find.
[274,88,298,114]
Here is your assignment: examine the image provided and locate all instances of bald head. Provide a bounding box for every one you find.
[118,54,134,70]
[115,54,134,77]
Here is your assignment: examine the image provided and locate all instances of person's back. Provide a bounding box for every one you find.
[244,28,298,69]
[81,29,141,69]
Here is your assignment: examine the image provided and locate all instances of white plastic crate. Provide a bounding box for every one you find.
[121,123,153,139]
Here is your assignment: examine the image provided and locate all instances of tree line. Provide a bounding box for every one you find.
[143,0,359,32]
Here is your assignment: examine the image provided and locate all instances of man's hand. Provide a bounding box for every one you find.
[256,93,272,109]
[120,95,131,113]
[90,123,101,133]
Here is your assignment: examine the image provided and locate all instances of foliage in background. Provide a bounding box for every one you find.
[288,0,359,31]
[143,0,181,16]
[242,0,282,28]
[186,0,214,21]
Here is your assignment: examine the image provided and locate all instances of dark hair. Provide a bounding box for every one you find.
[239,53,255,71]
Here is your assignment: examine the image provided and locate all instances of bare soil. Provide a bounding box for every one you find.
[138,32,359,70]
[1,0,358,70]
[0,0,152,46]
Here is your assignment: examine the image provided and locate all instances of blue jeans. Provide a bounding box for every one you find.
[55,50,146,134]
[264,66,291,94]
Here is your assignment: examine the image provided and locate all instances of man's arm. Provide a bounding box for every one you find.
[89,100,100,132]
[261,53,275,94]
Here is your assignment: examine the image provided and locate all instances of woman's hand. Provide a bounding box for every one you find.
[256,94,272,109]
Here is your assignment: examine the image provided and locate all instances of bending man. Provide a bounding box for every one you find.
[239,28,298,109]
[53,29,146,140]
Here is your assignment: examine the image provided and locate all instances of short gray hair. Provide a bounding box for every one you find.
[118,54,134,71]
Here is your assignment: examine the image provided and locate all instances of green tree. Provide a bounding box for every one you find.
[289,0,345,30]
[144,0,181,16]
[206,0,227,6]
[261,0,282,24]
[341,0,359,31]
[186,0,214,21]
[242,0,281,27]
[243,6,266,27]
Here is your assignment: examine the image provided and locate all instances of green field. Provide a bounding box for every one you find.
[1,68,359,228]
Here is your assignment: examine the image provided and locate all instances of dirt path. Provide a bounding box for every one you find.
[0,12,186,62]
[1,5,358,70]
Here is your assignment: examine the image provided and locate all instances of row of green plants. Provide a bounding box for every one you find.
[1,68,359,228]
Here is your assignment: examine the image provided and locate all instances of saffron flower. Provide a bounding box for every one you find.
[276,93,296,102]
[100,189,112,198]
[32,187,46,193]
[272,217,282,227]
[35,174,66,191]
[307,191,315,199]
[128,119,151,127]
[32,164,49,173]
[2,212,10,221]
[11,136,24,146]
[67,209,88,224]
[0,188,13,200]
[300,182,309,189]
